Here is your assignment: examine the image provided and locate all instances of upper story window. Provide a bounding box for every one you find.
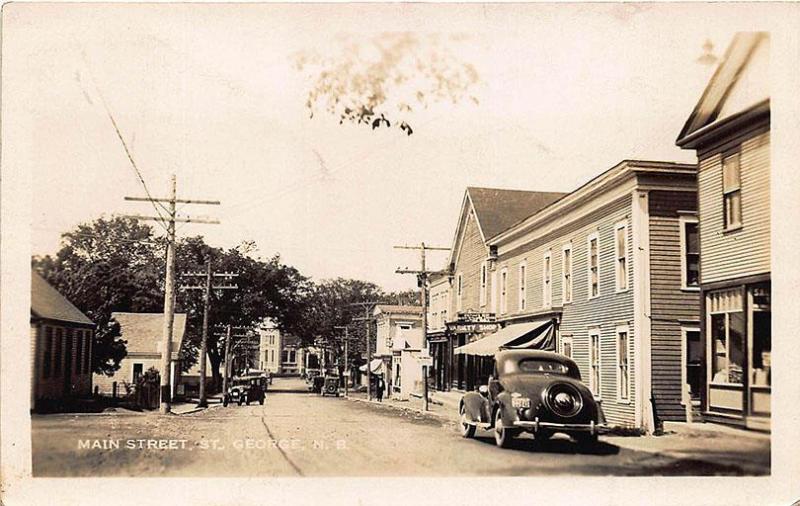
[680,215,700,289]
[562,244,572,304]
[587,233,600,299]
[542,252,552,308]
[615,222,629,292]
[723,153,742,230]
[480,262,487,307]
[500,268,508,315]
[519,262,527,311]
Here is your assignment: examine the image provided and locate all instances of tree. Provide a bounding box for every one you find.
[32,217,164,376]
[293,32,480,135]
[175,236,313,387]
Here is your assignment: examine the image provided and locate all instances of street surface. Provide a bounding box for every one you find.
[32,378,762,477]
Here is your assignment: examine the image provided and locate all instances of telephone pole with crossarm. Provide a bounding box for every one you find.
[179,262,238,407]
[123,175,220,414]
[394,243,450,411]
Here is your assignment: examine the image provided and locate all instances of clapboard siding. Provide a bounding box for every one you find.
[452,210,490,315]
[698,131,770,283]
[498,195,636,427]
[649,190,700,422]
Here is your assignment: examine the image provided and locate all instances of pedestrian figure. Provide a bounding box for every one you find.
[376,375,384,402]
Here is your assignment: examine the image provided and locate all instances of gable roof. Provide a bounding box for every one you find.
[373,305,423,317]
[677,32,769,148]
[31,272,94,327]
[112,312,187,359]
[447,187,567,268]
[467,187,567,240]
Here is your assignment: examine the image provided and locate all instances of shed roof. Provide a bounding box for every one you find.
[30,272,94,326]
[112,312,187,358]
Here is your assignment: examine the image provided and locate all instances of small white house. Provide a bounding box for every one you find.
[93,312,187,399]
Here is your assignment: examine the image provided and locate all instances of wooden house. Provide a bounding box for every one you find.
[30,272,95,411]
[676,32,770,431]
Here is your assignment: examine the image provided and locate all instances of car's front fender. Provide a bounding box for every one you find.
[461,392,491,424]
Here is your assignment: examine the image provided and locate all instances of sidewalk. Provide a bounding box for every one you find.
[346,390,770,475]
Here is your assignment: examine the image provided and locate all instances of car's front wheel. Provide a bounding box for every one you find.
[459,405,476,439]
[494,408,517,448]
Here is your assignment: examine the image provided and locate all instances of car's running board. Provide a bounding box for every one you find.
[466,421,492,429]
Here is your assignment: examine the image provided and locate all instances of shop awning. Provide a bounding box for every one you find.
[359,358,383,373]
[453,319,555,356]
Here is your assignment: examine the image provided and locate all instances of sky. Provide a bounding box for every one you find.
[4,3,779,292]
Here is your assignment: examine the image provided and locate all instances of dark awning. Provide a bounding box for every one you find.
[453,319,555,356]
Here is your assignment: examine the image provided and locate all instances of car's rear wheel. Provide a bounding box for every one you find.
[223,395,229,407]
[459,405,476,439]
[494,408,517,448]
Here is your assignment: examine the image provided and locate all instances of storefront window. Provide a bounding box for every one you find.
[752,310,771,387]
[711,311,745,384]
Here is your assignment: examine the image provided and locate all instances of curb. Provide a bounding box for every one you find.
[346,396,456,423]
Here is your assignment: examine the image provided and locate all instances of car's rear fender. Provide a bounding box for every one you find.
[461,392,491,424]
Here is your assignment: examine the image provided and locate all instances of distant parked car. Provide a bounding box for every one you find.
[458,350,607,448]
[223,374,266,407]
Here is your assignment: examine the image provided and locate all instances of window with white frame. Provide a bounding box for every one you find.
[588,233,600,299]
[616,325,630,401]
[480,262,487,307]
[456,273,463,311]
[615,222,628,291]
[589,328,601,397]
[519,262,527,311]
[562,244,572,304]
[500,268,508,315]
[561,334,573,359]
[542,251,552,307]
[680,215,700,289]
[723,152,742,230]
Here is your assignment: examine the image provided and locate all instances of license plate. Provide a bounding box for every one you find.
[512,398,530,408]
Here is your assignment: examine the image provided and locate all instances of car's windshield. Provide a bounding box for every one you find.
[501,358,570,375]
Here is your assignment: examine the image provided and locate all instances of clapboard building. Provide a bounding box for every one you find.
[676,32,771,431]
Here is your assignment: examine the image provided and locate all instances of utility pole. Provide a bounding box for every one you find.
[395,243,450,411]
[180,262,238,407]
[351,301,380,401]
[123,175,220,414]
[216,325,251,400]
[333,325,350,397]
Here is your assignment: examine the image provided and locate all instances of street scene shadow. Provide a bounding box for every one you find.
[472,434,621,456]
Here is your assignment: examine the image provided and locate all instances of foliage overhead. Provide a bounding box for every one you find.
[293,32,480,135]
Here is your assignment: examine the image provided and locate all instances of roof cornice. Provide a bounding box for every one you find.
[489,160,696,246]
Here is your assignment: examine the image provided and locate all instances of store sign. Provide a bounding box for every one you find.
[417,355,433,367]
[448,322,500,334]
[456,311,497,323]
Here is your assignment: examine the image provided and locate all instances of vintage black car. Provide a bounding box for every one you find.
[223,374,266,406]
[459,350,607,448]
